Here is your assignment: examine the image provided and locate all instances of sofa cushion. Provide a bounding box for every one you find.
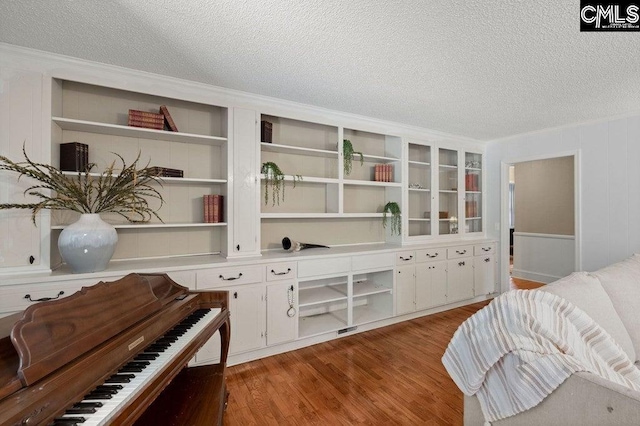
[539,271,636,361]
[592,254,640,362]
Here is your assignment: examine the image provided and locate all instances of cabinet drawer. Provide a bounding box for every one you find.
[298,257,351,278]
[415,248,445,263]
[447,245,473,259]
[352,253,394,271]
[474,243,496,256]
[395,251,416,265]
[197,266,263,289]
[266,262,297,282]
[0,280,90,315]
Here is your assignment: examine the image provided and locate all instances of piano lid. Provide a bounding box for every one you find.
[9,273,189,386]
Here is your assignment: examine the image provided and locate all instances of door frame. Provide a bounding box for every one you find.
[499,150,581,292]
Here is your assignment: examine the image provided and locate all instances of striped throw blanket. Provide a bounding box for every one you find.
[442,290,640,423]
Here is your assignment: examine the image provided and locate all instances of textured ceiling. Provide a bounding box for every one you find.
[1,0,639,141]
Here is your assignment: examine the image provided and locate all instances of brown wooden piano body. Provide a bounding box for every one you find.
[0,273,230,425]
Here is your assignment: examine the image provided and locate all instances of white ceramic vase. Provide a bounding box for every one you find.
[58,213,118,273]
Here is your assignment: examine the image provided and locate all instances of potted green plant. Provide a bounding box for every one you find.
[382,201,402,236]
[342,139,363,175]
[0,146,164,273]
[261,161,302,206]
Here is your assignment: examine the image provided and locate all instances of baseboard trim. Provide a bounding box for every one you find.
[511,268,560,284]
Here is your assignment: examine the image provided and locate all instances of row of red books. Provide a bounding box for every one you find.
[374,164,394,182]
[465,200,479,218]
[128,105,178,131]
[465,174,480,191]
[203,195,224,223]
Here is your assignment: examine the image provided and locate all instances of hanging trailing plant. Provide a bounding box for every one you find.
[342,139,363,175]
[261,162,285,206]
[382,201,402,236]
[261,162,302,206]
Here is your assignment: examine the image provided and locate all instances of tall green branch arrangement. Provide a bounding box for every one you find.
[0,145,164,225]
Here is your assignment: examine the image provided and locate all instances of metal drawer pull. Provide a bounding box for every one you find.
[484,258,491,263]
[400,255,413,261]
[456,250,467,255]
[458,261,466,266]
[25,291,64,302]
[427,253,438,258]
[220,273,243,281]
[482,247,491,252]
[271,268,292,276]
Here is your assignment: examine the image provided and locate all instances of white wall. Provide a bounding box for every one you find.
[487,114,640,290]
[512,232,575,283]
[514,156,574,235]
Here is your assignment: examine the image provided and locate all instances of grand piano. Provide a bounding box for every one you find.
[0,273,230,425]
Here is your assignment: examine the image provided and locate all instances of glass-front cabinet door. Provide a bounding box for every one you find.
[407,142,432,237]
[403,142,484,241]
[438,148,459,236]
[464,151,483,234]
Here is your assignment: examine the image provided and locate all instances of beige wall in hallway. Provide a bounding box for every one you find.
[514,156,574,235]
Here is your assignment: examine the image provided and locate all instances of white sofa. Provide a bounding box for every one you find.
[464,254,640,425]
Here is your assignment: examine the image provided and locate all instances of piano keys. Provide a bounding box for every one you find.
[0,273,230,426]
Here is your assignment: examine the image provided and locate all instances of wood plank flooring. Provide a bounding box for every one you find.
[510,276,544,290]
[223,302,489,425]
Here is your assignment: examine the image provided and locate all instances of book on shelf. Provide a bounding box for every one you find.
[465,200,478,218]
[213,195,222,223]
[203,195,224,223]
[159,105,178,132]
[128,119,164,130]
[149,167,184,178]
[128,110,165,130]
[128,109,164,120]
[465,174,479,191]
[203,195,211,223]
[60,142,89,172]
[261,120,273,143]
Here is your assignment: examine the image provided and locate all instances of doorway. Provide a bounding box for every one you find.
[500,152,581,292]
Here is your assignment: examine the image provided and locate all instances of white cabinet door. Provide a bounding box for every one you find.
[266,281,297,346]
[395,265,415,315]
[0,67,45,271]
[231,107,259,257]
[194,283,264,364]
[447,259,474,302]
[474,254,496,296]
[415,260,447,310]
[229,284,265,354]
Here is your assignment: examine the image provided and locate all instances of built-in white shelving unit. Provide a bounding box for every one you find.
[259,116,404,248]
[49,79,230,263]
[0,47,496,372]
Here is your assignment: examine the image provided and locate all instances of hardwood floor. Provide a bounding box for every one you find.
[223,302,489,425]
[508,258,544,290]
[510,276,544,290]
